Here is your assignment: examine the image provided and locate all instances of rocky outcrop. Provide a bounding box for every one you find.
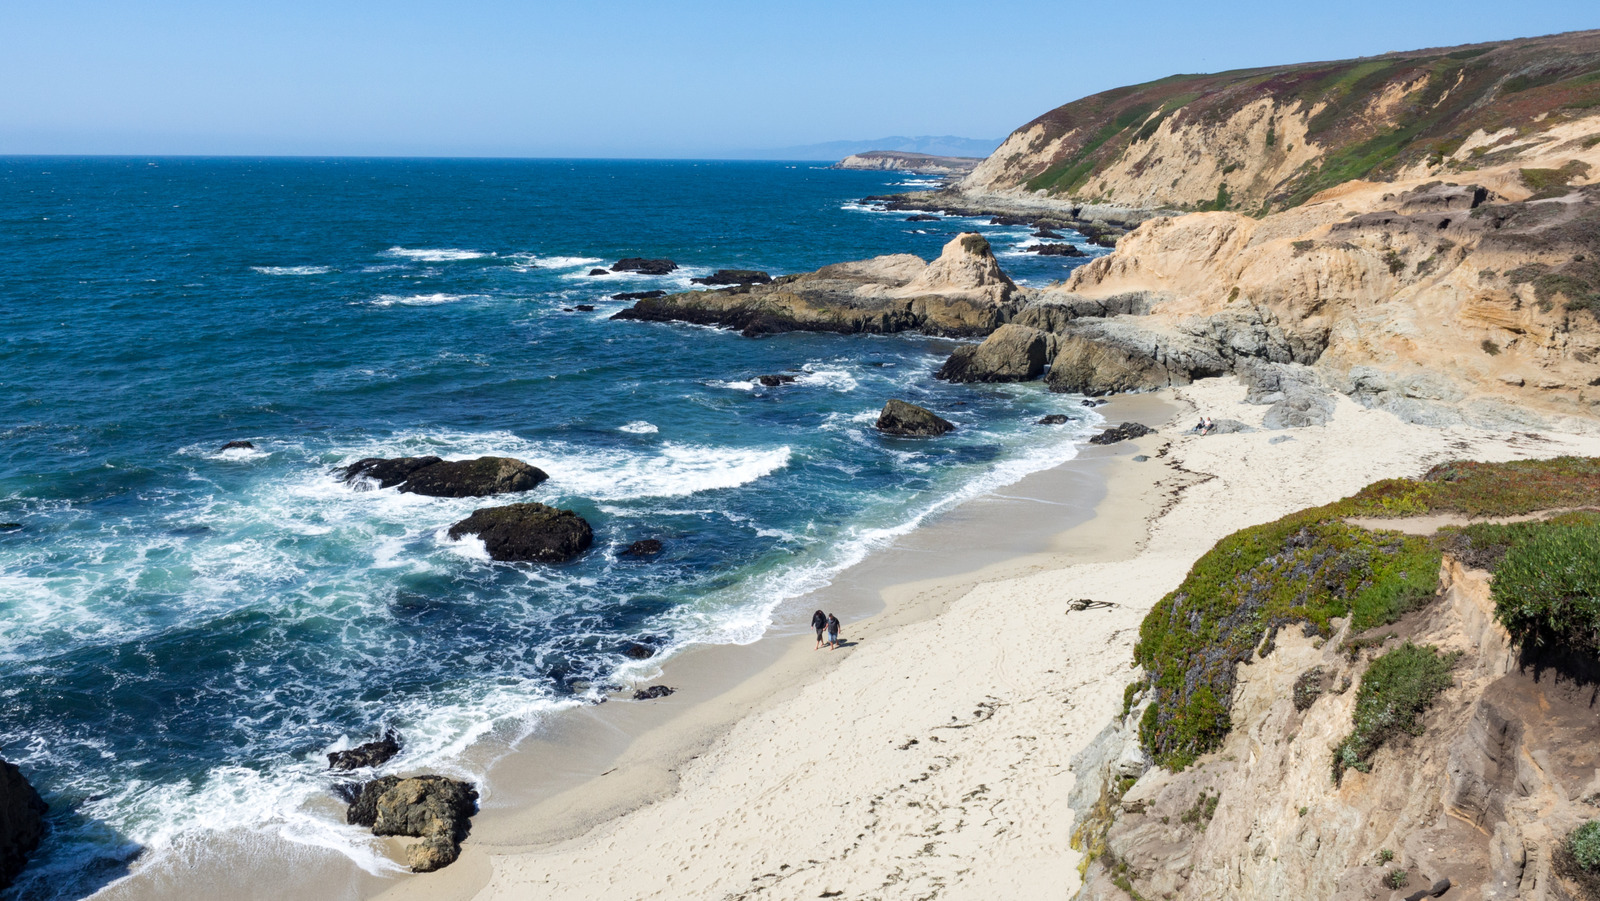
[341,456,547,498]
[692,270,771,286]
[833,151,983,176]
[619,539,662,557]
[612,234,1019,339]
[613,290,666,301]
[219,440,255,451]
[758,374,796,387]
[1087,422,1154,445]
[447,503,594,563]
[936,324,1050,383]
[1025,243,1085,257]
[328,731,401,771]
[633,686,676,700]
[347,775,477,873]
[875,400,955,437]
[1,758,47,890]
[612,258,677,275]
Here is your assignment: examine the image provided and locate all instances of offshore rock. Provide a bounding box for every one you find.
[619,539,663,557]
[936,323,1051,383]
[328,731,401,771]
[611,258,678,275]
[613,290,665,301]
[1025,242,1085,256]
[758,374,797,387]
[346,775,477,873]
[341,456,547,498]
[1037,414,1072,425]
[448,503,594,563]
[876,399,955,437]
[612,233,1018,339]
[219,440,255,451]
[587,268,609,276]
[1,758,47,891]
[692,269,771,287]
[1088,422,1155,445]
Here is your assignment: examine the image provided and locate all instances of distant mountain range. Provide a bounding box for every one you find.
[728,135,1002,161]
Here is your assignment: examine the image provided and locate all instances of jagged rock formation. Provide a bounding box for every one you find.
[833,151,983,176]
[447,503,594,563]
[611,233,1019,338]
[936,323,1051,383]
[340,456,548,498]
[327,731,402,771]
[346,775,477,873]
[691,269,771,286]
[875,399,955,437]
[1,758,47,890]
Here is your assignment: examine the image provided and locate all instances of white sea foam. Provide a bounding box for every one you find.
[382,247,489,262]
[618,421,658,434]
[794,365,859,392]
[251,266,333,276]
[370,293,486,307]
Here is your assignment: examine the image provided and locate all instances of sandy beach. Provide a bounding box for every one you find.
[326,376,1599,901]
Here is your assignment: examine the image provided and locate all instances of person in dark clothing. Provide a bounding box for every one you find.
[826,613,841,650]
[812,609,828,649]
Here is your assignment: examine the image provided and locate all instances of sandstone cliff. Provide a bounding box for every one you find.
[957,29,1600,215]
[833,151,983,176]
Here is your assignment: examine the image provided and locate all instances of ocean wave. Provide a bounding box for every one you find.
[369,293,486,307]
[618,421,658,434]
[250,266,333,276]
[382,247,490,262]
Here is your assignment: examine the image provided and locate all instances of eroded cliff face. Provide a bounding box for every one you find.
[957,29,1600,215]
[1037,130,1600,426]
[1074,555,1600,901]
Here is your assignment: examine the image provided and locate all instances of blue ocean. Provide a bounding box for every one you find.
[0,158,1103,898]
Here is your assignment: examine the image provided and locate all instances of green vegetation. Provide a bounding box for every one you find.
[1481,338,1501,355]
[1293,667,1326,710]
[1135,510,1441,769]
[1384,868,1411,890]
[1329,457,1600,518]
[1179,790,1221,830]
[1291,239,1314,255]
[1384,249,1406,275]
[1522,161,1592,198]
[1333,642,1457,783]
[1571,821,1600,871]
[1377,848,1395,864]
[1122,681,1141,717]
[1489,518,1600,657]
[1199,183,1233,212]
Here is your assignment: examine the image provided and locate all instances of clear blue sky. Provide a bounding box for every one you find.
[1,0,1594,157]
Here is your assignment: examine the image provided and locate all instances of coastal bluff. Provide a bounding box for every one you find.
[833,151,983,176]
[611,232,1019,338]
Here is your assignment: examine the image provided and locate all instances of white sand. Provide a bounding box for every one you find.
[383,379,1600,901]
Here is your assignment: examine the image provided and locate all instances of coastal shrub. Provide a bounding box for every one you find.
[1384,867,1411,890]
[1329,457,1600,518]
[1571,821,1600,871]
[1384,249,1406,275]
[1134,510,1441,769]
[1490,519,1600,658]
[1332,642,1457,783]
[1291,239,1314,255]
[1481,338,1501,355]
[1444,511,1600,570]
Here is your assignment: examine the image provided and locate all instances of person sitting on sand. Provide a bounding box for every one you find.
[812,609,828,649]
[826,613,841,650]
[1200,416,1214,436]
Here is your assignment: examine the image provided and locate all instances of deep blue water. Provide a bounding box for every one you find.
[0,158,1103,898]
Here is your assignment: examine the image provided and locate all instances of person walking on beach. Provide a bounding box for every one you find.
[812,609,828,649]
[826,613,841,650]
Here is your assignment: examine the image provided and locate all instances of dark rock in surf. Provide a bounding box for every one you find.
[633,685,676,700]
[1025,243,1085,257]
[989,215,1032,226]
[448,503,593,563]
[1,757,48,891]
[574,304,595,312]
[875,399,955,437]
[623,643,655,660]
[620,539,663,557]
[691,270,772,287]
[612,258,678,275]
[588,268,610,276]
[758,374,797,387]
[1032,228,1065,239]
[328,730,402,771]
[1037,414,1071,425]
[905,214,941,222]
[219,440,255,451]
[613,290,666,301]
[340,456,547,498]
[1088,422,1156,445]
[0,524,21,533]
[346,775,477,873]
